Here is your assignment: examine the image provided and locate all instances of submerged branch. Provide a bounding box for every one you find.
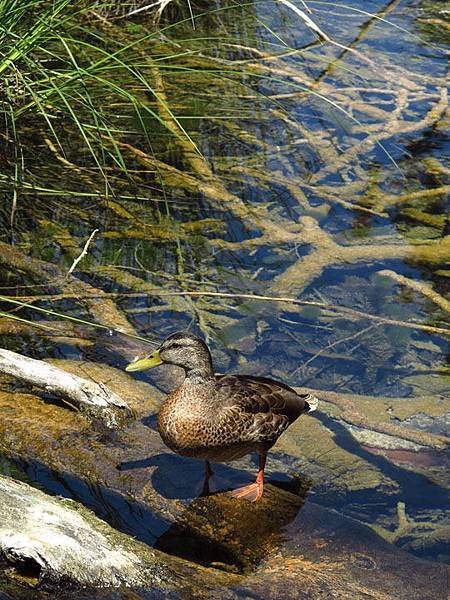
[151,290,449,337]
[378,269,450,314]
[377,184,450,209]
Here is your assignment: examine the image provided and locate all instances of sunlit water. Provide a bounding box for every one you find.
[0,0,449,594]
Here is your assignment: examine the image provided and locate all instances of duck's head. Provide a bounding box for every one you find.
[125,331,213,378]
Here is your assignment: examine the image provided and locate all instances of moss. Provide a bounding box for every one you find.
[400,208,446,229]
[275,417,396,494]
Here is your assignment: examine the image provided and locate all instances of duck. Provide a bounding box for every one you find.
[125,331,318,501]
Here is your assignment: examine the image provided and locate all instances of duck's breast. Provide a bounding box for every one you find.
[157,386,214,451]
[157,386,257,459]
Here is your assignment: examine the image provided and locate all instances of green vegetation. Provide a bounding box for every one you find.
[0,0,202,200]
[0,0,448,578]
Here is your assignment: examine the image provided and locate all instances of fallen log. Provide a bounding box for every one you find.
[0,475,151,588]
[0,348,131,428]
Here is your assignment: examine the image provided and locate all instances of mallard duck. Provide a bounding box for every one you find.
[125,332,318,501]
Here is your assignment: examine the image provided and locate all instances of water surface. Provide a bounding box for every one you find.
[0,0,449,592]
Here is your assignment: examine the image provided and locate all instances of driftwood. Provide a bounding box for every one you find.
[0,475,155,587]
[0,348,131,427]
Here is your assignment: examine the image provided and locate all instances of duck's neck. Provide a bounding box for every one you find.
[183,362,214,385]
[184,369,214,385]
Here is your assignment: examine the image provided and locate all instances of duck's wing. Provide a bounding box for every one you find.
[217,374,317,421]
[215,374,318,445]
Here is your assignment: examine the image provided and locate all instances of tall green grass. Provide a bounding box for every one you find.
[0,0,200,197]
[0,0,424,214]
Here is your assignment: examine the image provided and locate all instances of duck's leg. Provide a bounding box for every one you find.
[201,460,213,495]
[231,451,266,502]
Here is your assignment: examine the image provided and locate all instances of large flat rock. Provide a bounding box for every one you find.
[0,360,448,598]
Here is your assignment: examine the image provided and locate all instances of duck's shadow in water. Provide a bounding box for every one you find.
[151,473,309,573]
[118,451,298,501]
[117,449,310,573]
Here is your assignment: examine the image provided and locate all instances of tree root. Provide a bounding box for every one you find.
[270,215,450,295]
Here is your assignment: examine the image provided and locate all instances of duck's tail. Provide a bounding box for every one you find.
[304,393,319,413]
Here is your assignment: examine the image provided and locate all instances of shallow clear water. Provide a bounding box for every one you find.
[0,0,449,593]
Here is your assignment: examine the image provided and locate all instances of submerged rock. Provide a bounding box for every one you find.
[221,500,450,600]
[0,359,449,598]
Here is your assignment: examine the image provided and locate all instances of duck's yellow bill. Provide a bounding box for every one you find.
[125,350,162,372]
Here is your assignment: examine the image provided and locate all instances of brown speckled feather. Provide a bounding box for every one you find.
[157,373,316,462]
[217,374,313,421]
[216,374,314,444]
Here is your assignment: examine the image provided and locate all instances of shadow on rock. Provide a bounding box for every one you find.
[118,452,251,500]
[154,480,309,573]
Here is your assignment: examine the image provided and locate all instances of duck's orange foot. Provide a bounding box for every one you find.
[231,482,263,502]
